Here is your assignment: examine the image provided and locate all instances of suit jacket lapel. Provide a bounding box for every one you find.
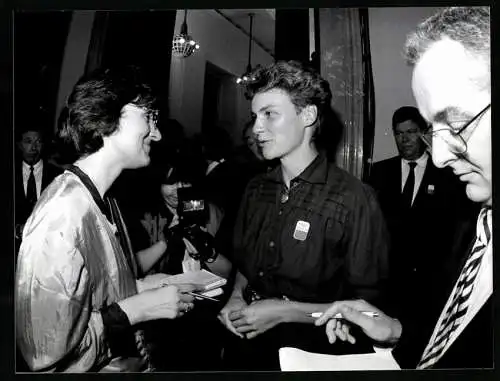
[393,157,402,200]
[413,160,435,207]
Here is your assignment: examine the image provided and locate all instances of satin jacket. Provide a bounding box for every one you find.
[16,171,138,372]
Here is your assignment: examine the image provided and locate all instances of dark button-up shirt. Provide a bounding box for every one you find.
[233,154,390,305]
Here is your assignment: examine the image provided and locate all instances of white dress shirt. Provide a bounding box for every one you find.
[22,160,43,199]
[401,152,429,206]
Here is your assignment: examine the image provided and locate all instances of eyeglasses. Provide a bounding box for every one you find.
[420,104,490,155]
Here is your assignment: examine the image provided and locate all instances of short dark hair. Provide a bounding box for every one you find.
[404,7,490,70]
[59,65,159,158]
[16,126,45,142]
[245,60,333,141]
[392,106,428,131]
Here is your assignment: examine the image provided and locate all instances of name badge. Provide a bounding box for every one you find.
[293,220,310,241]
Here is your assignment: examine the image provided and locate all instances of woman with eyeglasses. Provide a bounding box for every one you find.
[15,66,196,373]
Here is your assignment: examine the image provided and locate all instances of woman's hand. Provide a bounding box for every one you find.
[314,299,402,345]
[118,284,196,325]
[218,294,248,338]
[229,299,287,340]
[136,273,170,293]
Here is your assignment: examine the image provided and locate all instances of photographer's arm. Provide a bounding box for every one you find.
[135,240,167,274]
[205,253,232,279]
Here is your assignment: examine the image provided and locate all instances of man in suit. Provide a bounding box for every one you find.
[15,127,61,247]
[316,6,491,369]
[369,107,471,312]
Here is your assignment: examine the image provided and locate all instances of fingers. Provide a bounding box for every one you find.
[245,330,260,340]
[325,319,337,344]
[176,283,196,293]
[338,305,375,330]
[178,301,194,314]
[325,319,356,345]
[315,299,376,326]
[315,302,344,326]
[228,310,244,322]
[219,310,244,338]
[235,325,254,334]
[179,292,195,303]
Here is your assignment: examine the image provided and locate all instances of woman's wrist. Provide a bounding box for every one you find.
[117,294,144,326]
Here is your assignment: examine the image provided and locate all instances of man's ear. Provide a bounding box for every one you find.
[300,105,318,127]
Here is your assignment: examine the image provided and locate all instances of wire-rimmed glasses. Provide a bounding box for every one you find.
[420,103,490,155]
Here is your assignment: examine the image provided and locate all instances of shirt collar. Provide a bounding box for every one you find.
[22,159,43,171]
[402,151,428,168]
[267,152,328,185]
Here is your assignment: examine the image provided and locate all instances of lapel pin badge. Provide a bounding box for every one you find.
[427,184,435,195]
[293,220,310,241]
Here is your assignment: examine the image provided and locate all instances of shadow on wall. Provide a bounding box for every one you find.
[317,106,345,163]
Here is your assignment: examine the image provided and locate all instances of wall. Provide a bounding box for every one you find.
[168,10,274,143]
[369,7,441,163]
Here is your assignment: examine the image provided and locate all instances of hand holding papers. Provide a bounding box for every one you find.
[279,347,401,371]
[165,269,227,301]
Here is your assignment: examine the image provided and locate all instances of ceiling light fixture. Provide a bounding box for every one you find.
[236,13,256,84]
[172,9,200,58]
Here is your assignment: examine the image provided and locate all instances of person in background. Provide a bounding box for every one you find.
[368,106,478,361]
[15,66,195,372]
[131,139,231,371]
[14,126,61,250]
[218,60,390,370]
[136,139,230,278]
[316,6,492,369]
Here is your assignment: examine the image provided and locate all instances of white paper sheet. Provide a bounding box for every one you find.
[279,347,401,371]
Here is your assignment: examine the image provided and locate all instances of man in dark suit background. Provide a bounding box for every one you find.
[316,6,490,370]
[368,106,477,363]
[15,127,61,251]
[370,106,470,300]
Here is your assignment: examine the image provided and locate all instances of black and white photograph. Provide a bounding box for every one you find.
[11,5,493,374]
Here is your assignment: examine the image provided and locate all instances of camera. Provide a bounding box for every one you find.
[175,186,217,263]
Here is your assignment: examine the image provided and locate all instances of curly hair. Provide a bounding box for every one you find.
[404,6,490,68]
[245,60,333,139]
[59,65,159,158]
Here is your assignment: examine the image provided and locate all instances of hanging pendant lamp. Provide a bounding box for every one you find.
[236,13,256,84]
[172,9,200,58]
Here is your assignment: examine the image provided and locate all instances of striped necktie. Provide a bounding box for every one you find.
[417,207,492,369]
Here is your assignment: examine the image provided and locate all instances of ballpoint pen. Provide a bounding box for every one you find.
[308,311,379,319]
[186,291,219,302]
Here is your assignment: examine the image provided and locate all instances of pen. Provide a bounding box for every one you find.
[308,311,379,319]
[186,291,219,302]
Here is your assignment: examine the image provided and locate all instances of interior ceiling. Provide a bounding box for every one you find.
[217,9,275,56]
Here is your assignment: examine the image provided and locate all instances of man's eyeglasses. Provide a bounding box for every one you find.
[420,103,490,155]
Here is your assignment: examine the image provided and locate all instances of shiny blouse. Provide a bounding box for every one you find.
[16,171,138,372]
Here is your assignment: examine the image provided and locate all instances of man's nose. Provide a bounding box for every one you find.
[252,118,264,135]
[431,134,456,168]
[150,128,162,142]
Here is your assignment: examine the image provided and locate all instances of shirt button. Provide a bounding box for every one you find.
[278,210,283,216]
[269,241,275,248]
[258,271,264,277]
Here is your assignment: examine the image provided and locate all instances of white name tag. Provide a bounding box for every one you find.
[293,220,310,241]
